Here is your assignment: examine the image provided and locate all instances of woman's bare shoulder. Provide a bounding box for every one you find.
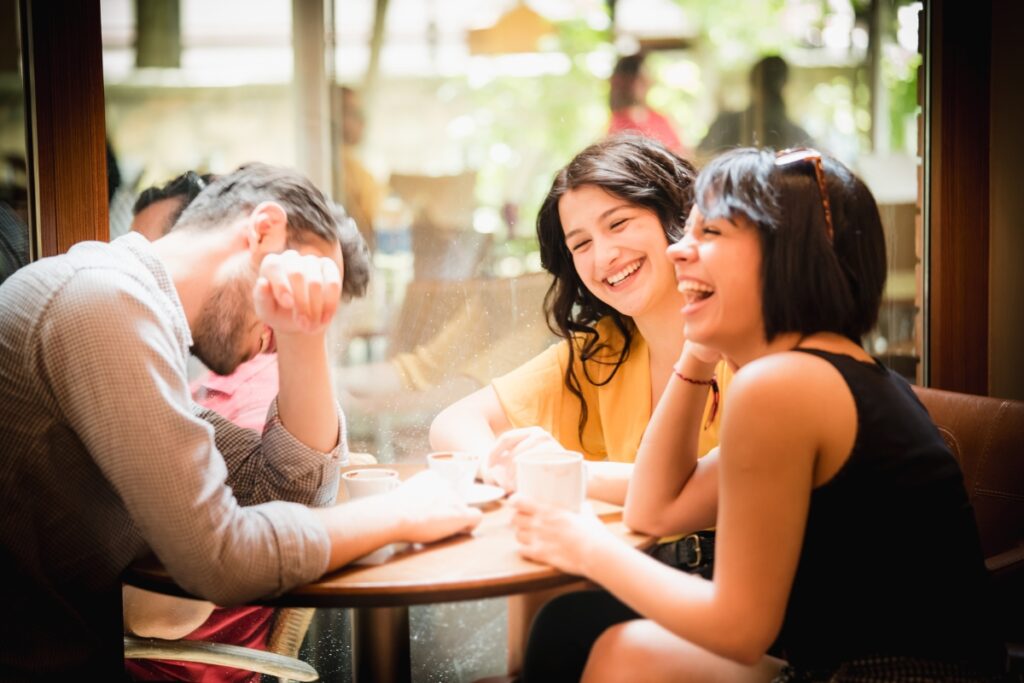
[727,350,853,425]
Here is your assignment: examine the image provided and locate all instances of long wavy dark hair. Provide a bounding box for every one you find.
[536,134,697,445]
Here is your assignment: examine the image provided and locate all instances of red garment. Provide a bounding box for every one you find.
[609,107,684,154]
[125,606,275,682]
[127,354,281,682]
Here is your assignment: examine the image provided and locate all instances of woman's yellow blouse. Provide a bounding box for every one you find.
[492,318,731,461]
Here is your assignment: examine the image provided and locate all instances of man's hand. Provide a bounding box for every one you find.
[254,249,342,336]
[389,471,483,544]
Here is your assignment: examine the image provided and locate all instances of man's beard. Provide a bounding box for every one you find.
[190,273,253,376]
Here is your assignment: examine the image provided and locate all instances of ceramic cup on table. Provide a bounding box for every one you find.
[515,450,586,512]
[342,468,400,564]
[426,451,480,500]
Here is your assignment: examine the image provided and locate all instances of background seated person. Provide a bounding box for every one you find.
[698,55,814,157]
[130,170,215,242]
[608,53,687,156]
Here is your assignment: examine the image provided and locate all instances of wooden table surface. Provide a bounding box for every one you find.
[125,462,655,608]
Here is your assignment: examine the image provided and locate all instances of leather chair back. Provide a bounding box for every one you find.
[912,385,1024,651]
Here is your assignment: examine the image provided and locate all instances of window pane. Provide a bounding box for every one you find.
[328,1,924,679]
[102,0,296,241]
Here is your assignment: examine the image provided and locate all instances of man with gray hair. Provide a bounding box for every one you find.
[0,162,480,679]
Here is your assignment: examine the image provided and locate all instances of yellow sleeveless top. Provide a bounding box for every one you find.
[492,317,730,461]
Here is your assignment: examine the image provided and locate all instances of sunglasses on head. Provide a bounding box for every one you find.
[774,147,834,243]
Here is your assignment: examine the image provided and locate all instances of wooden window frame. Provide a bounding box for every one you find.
[922,0,992,395]
[20,0,108,258]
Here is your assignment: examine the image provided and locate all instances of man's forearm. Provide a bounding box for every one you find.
[275,333,339,453]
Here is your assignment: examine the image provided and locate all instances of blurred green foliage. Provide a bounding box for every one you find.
[463,0,920,260]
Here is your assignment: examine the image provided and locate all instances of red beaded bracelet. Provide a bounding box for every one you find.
[672,369,720,429]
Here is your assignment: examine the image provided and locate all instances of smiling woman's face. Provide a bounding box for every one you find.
[559,184,678,321]
[667,204,764,353]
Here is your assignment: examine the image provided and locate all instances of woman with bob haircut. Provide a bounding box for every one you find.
[513,148,1009,682]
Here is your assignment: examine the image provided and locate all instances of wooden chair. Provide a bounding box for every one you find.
[912,386,1024,669]
[124,607,318,682]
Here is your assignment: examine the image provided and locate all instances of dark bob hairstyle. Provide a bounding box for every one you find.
[536,134,697,442]
[694,148,887,344]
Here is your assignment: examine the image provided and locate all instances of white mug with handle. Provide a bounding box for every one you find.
[515,450,586,512]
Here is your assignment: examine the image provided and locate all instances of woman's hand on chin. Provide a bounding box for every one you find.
[679,339,722,370]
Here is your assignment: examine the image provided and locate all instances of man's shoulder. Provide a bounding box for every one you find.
[24,241,175,341]
[51,247,158,310]
[0,242,129,319]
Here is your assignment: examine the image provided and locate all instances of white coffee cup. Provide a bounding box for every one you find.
[342,468,400,564]
[342,468,400,499]
[515,451,586,512]
[426,451,480,500]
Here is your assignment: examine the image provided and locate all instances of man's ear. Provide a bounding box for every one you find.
[246,201,288,256]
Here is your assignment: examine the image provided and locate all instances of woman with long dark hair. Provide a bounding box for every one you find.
[430,134,731,674]
[430,133,729,505]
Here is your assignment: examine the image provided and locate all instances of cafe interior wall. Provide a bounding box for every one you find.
[988,0,1024,401]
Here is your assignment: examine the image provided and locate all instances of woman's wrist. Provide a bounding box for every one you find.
[671,355,721,429]
[579,520,622,582]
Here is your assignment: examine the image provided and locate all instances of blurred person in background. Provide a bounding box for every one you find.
[608,53,687,156]
[130,170,215,241]
[0,153,29,285]
[698,55,814,157]
[333,85,384,251]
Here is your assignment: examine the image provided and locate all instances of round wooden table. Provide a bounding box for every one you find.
[124,463,655,682]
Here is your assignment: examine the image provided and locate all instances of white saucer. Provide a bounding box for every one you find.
[465,483,505,507]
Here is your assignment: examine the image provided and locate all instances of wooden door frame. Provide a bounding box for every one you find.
[21,0,108,257]
[923,0,991,394]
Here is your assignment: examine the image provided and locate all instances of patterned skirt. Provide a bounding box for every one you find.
[772,656,1017,683]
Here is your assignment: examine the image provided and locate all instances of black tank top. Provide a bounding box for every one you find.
[777,349,1005,672]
